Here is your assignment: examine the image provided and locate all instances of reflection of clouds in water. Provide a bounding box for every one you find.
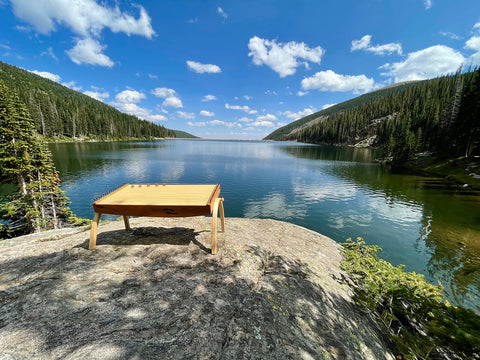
[123,161,147,182]
[292,180,357,203]
[160,162,185,183]
[369,197,423,226]
[244,192,307,220]
[328,211,372,229]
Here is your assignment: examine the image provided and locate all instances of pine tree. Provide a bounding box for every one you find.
[0,81,73,238]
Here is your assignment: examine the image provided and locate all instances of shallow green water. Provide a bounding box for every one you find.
[44,139,480,311]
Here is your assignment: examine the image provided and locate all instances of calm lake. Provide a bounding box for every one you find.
[48,139,480,312]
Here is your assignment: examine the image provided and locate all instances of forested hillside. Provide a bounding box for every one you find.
[265,68,480,165]
[0,61,175,140]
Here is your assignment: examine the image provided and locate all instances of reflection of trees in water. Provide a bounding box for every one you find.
[278,144,381,163]
[281,143,480,311]
[49,141,167,180]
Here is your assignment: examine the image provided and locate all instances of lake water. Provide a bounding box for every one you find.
[48,139,480,312]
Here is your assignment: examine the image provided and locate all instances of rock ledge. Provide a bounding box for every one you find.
[0,217,392,360]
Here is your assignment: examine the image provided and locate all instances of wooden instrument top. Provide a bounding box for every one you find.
[92,184,221,217]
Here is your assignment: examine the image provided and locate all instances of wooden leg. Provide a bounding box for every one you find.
[123,215,131,231]
[219,198,225,232]
[89,213,102,250]
[211,198,222,255]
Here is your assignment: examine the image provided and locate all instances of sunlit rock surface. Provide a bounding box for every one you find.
[0,217,392,359]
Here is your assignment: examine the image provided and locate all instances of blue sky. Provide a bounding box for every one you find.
[1,0,480,139]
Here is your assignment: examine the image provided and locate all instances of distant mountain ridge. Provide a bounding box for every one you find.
[0,61,176,140]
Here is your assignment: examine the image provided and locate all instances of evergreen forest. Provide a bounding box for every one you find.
[0,61,176,140]
[265,68,480,166]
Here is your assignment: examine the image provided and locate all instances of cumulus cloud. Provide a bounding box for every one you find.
[66,38,114,67]
[29,70,61,82]
[251,120,275,127]
[186,60,221,74]
[10,0,155,66]
[351,35,402,55]
[380,45,465,82]
[177,111,195,119]
[115,90,145,103]
[200,110,215,117]
[152,87,183,108]
[283,107,316,120]
[424,0,432,10]
[202,94,217,102]
[114,88,165,122]
[188,120,235,127]
[225,103,257,114]
[84,90,109,101]
[465,23,480,66]
[238,117,253,122]
[301,70,375,93]
[248,36,325,77]
[162,97,183,108]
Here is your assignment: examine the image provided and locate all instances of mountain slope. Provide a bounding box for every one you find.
[0,61,175,140]
[265,69,480,162]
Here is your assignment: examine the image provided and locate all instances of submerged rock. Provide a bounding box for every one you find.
[0,217,392,359]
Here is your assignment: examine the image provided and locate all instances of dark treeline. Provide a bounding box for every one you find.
[266,68,480,165]
[0,61,176,140]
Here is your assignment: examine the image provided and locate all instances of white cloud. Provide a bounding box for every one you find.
[225,103,257,114]
[351,35,402,55]
[187,60,221,74]
[113,88,165,122]
[188,121,207,127]
[62,81,82,91]
[163,96,183,108]
[322,103,336,110]
[440,31,462,40]
[177,111,195,119]
[200,110,215,117]
[243,95,253,100]
[302,70,375,93]
[40,46,58,61]
[152,87,177,98]
[283,107,316,120]
[151,87,183,108]
[30,70,61,82]
[257,114,277,122]
[380,45,465,82]
[115,90,145,103]
[251,120,275,127]
[66,38,114,67]
[297,91,308,96]
[202,94,217,102]
[84,90,109,101]
[188,120,234,127]
[248,36,325,77]
[10,0,155,38]
[217,7,228,20]
[10,0,155,66]
[424,0,432,10]
[238,117,253,122]
[148,73,158,79]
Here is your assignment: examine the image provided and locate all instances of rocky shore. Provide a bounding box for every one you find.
[0,217,392,359]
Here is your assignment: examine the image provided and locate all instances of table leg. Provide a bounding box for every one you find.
[89,213,102,250]
[219,198,225,232]
[123,215,131,231]
[211,198,225,255]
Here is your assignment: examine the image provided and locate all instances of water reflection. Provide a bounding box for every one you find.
[281,142,480,312]
[244,192,307,220]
